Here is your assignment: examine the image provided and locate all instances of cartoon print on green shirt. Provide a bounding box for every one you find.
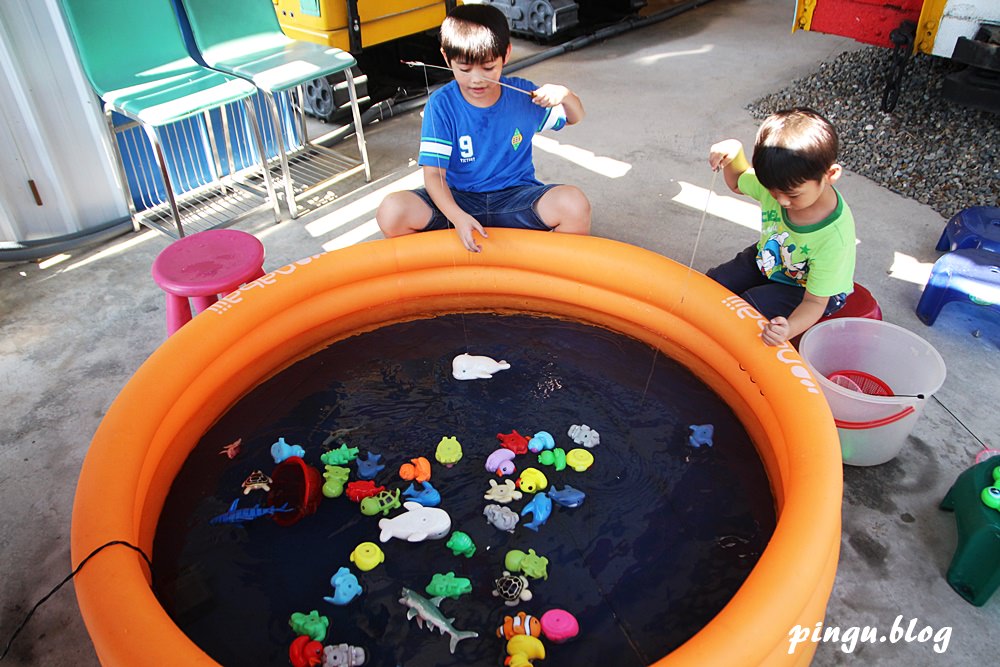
[758,232,808,286]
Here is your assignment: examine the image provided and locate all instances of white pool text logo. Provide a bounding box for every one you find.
[208,253,324,314]
[788,617,952,655]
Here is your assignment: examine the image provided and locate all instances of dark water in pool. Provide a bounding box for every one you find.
[153,314,775,666]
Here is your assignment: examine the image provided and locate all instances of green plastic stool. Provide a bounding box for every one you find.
[940,456,1000,606]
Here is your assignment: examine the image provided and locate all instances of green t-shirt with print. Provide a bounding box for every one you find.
[738,170,856,298]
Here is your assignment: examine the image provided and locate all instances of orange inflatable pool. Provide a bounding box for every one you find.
[73,229,842,665]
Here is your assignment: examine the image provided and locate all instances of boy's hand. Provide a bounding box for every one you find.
[708,139,745,171]
[761,316,791,346]
[531,84,570,108]
[451,211,488,253]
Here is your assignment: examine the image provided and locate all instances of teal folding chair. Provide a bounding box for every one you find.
[59,0,280,237]
[179,0,372,219]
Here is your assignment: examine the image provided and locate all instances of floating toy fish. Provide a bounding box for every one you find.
[398,587,479,654]
[321,443,360,466]
[322,643,366,667]
[271,437,305,464]
[349,542,385,571]
[288,635,323,667]
[537,447,567,471]
[289,610,329,643]
[435,436,463,467]
[484,479,523,504]
[548,485,586,508]
[520,491,553,532]
[209,499,292,525]
[568,423,601,448]
[218,438,242,459]
[484,503,519,532]
[565,449,594,472]
[355,452,385,480]
[540,609,579,643]
[505,548,549,580]
[425,571,472,599]
[528,431,555,453]
[322,465,350,499]
[346,480,385,503]
[485,448,517,477]
[507,634,546,666]
[242,470,272,495]
[497,611,542,640]
[323,566,362,606]
[493,571,532,606]
[360,488,401,517]
[497,430,530,455]
[402,481,441,507]
[452,353,511,380]
[445,531,477,558]
[689,424,714,448]
[399,456,432,482]
[378,501,451,542]
[516,467,548,494]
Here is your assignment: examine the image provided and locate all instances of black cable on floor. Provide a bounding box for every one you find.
[0,540,152,662]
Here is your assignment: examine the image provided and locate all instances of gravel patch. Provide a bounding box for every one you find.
[747,47,999,220]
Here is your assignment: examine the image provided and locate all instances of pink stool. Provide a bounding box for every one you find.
[151,229,265,336]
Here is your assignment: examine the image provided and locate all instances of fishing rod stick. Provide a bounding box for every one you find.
[400,60,536,96]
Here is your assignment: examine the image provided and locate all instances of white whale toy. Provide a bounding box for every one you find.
[378,502,452,543]
[452,353,511,380]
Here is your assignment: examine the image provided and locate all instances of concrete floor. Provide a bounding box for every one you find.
[2,0,998,664]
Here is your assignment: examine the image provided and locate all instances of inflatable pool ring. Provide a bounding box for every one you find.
[73,229,842,666]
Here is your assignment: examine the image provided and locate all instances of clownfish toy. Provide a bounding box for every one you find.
[497,611,542,640]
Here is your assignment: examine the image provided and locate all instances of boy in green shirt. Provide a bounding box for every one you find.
[707,107,856,346]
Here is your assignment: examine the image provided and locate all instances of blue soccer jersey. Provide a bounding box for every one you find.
[417,77,567,193]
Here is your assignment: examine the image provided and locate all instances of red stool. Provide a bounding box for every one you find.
[792,283,881,347]
[151,229,265,336]
[821,282,882,322]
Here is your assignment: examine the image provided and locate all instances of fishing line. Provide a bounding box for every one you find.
[932,394,990,451]
[418,61,470,353]
[640,169,718,408]
[402,60,535,97]
[679,168,718,305]
[0,540,152,661]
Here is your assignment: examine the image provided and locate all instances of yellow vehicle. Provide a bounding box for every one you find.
[271,1,457,119]
[273,0,456,52]
[274,0,656,120]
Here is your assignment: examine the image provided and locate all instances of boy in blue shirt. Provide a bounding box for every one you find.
[707,108,856,346]
[376,4,591,252]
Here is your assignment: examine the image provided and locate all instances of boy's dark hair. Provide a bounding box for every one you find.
[440,4,510,65]
[752,107,839,192]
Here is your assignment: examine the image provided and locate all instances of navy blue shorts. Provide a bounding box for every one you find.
[706,243,847,319]
[412,184,557,232]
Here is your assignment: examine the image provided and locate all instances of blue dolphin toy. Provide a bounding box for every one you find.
[520,491,553,531]
[324,566,362,605]
[688,424,714,448]
[270,437,305,464]
[356,452,385,480]
[402,481,441,507]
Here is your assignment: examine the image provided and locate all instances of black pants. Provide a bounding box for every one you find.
[707,244,846,319]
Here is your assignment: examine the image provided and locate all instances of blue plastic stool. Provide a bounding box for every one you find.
[936,206,1000,253]
[916,248,1000,325]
